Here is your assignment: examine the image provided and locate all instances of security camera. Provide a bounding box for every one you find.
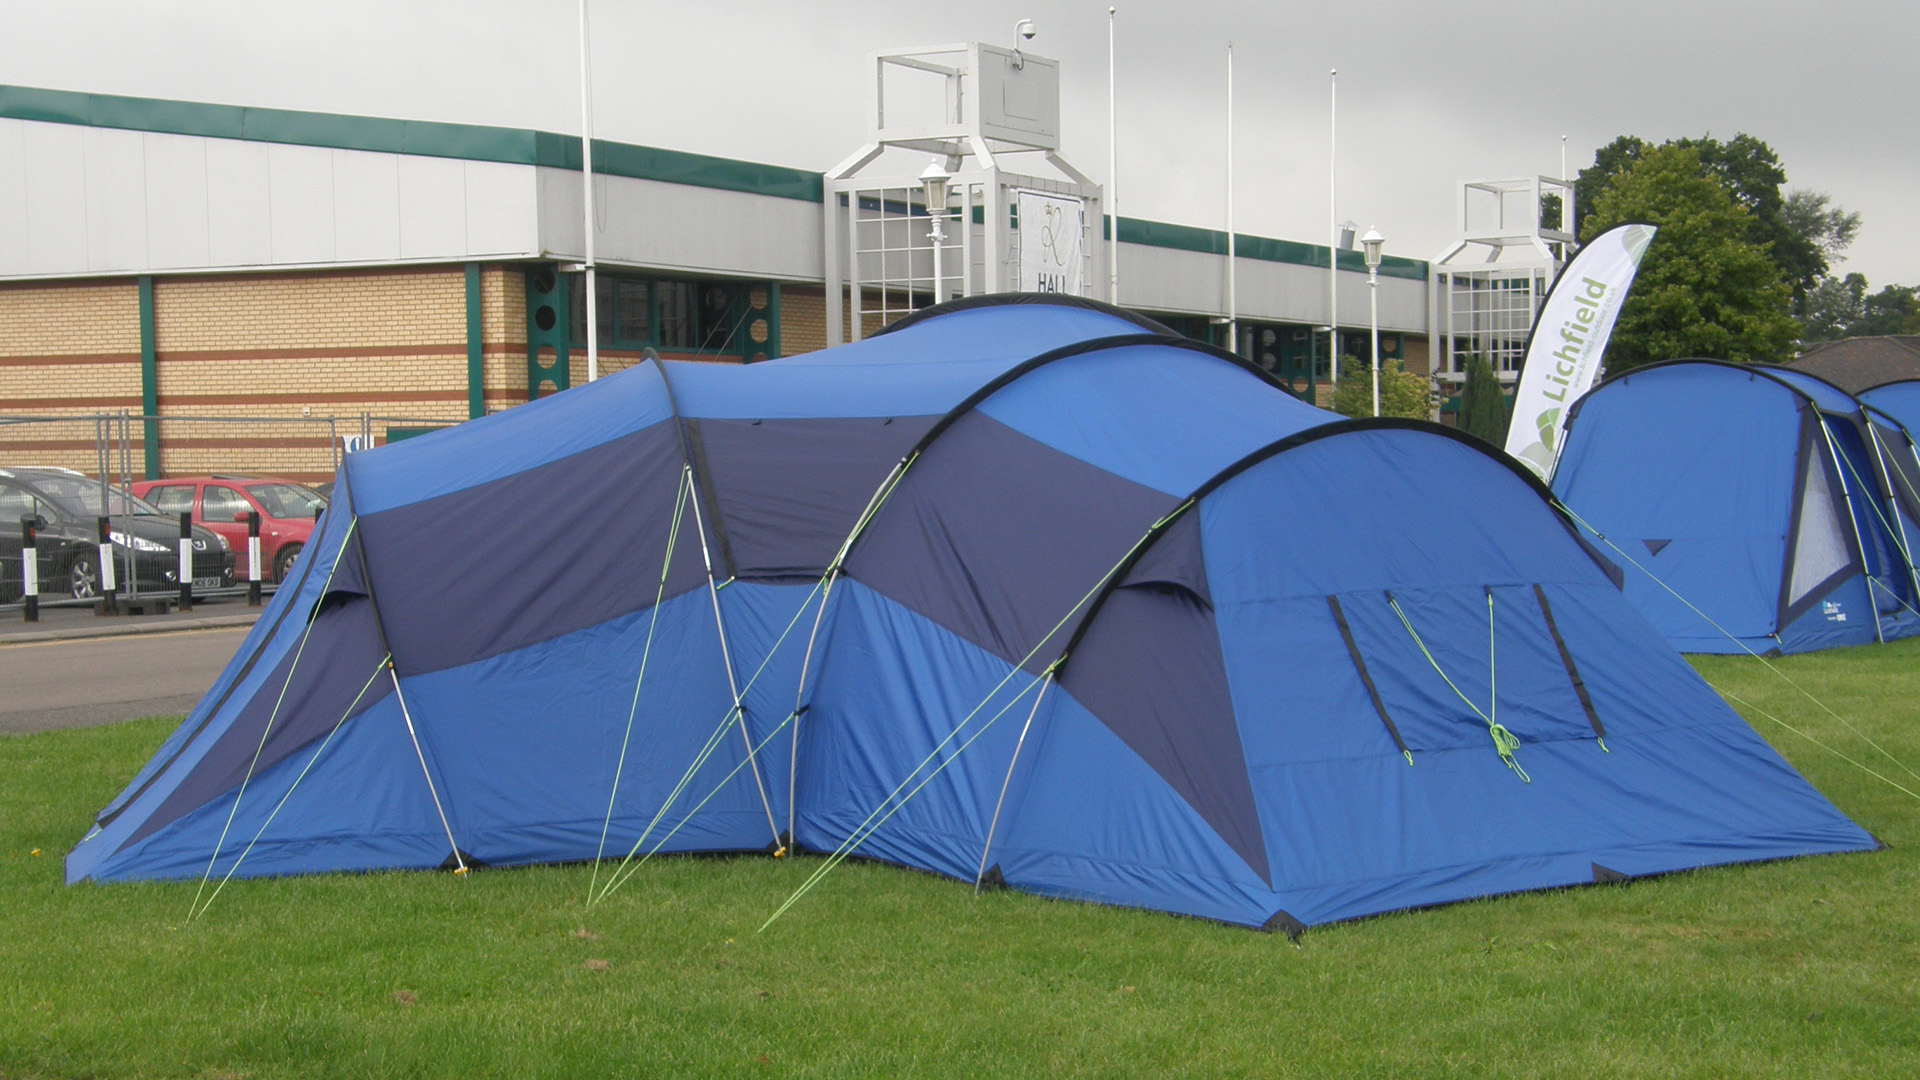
[1016,18,1037,40]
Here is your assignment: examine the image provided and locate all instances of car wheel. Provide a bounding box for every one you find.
[68,550,100,600]
[273,543,303,583]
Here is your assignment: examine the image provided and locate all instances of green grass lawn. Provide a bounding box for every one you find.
[3,643,1918,1079]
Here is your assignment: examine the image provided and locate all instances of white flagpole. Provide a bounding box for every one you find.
[1328,68,1338,385]
[1107,7,1119,305]
[1225,43,1236,354]
[578,0,599,383]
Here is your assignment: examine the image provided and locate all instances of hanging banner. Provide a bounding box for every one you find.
[1016,191,1085,295]
[1505,222,1657,478]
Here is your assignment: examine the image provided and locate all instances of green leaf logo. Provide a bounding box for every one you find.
[1534,407,1561,452]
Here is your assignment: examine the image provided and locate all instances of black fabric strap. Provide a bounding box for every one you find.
[1533,584,1605,740]
[1327,595,1411,759]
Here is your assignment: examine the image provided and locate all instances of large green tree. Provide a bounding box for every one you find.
[1576,133,1853,304]
[1582,144,1800,368]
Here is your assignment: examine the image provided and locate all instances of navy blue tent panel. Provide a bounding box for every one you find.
[70,302,1878,932]
[1553,360,1920,654]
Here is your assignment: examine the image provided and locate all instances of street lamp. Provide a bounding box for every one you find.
[1362,227,1384,417]
[920,157,953,307]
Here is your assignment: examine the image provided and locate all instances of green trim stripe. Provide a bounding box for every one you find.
[136,275,159,479]
[1111,216,1425,280]
[464,263,483,420]
[0,85,822,204]
[1,84,1424,278]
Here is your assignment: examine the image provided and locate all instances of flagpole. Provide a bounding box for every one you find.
[578,0,599,383]
[1328,68,1338,385]
[1225,43,1236,354]
[1107,7,1119,305]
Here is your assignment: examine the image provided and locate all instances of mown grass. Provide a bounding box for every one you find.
[3,642,1918,1078]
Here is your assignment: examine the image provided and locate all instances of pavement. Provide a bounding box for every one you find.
[0,594,263,735]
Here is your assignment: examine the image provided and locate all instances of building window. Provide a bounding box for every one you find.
[564,271,761,357]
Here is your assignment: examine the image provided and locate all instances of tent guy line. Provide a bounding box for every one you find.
[588,467,693,906]
[1556,499,1920,795]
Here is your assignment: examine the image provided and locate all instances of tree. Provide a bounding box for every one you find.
[1330,356,1431,421]
[1855,284,1920,337]
[1576,133,1853,303]
[1582,144,1800,368]
[1783,189,1861,266]
[1798,272,1869,343]
[1456,354,1509,447]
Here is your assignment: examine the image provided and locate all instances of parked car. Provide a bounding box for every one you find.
[0,467,234,602]
[131,475,326,583]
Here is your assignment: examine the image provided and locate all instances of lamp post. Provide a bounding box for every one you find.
[920,158,952,307]
[1362,227,1384,417]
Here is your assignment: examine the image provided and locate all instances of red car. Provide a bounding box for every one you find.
[131,475,326,583]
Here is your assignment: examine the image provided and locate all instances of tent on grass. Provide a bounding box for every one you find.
[70,299,1878,931]
[1553,360,1920,655]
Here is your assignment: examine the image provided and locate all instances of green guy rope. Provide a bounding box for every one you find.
[1387,590,1529,782]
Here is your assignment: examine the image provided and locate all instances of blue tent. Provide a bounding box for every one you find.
[69,300,1877,931]
[1861,378,1920,442]
[1553,360,1920,655]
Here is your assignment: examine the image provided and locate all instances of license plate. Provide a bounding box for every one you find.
[192,577,222,590]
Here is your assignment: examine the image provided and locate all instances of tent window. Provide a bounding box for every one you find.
[1873,423,1920,525]
[1784,438,1855,614]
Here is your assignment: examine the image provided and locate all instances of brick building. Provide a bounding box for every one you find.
[0,85,1429,482]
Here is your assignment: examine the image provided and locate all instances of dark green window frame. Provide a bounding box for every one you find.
[565,272,779,362]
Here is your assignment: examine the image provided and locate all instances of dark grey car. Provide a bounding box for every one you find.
[0,467,235,601]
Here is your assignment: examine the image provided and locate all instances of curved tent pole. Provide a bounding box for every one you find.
[644,351,782,849]
[871,291,1179,339]
[777,330,1302,839]
[1837,409,1920,624]
[1811,411,1886,644]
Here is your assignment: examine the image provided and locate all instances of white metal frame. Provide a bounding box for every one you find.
[1427,176,1575,386]
[824,43,1104,344]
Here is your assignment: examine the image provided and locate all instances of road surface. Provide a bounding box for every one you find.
[0,625,250,735]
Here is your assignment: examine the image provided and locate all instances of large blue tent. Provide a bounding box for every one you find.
[69,300,1877,931]
[1553,360,1920,655]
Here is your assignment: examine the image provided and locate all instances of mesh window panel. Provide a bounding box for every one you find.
[1787,445,1854,609]
[1873,423,1920,523]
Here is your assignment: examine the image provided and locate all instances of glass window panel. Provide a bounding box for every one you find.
[657,281,696,349]
[201,486,251,521]
[615,280,650,344]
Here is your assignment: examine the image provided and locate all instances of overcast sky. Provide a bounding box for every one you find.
[8,1,1917,286]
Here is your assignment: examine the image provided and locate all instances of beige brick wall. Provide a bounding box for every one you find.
[482,264,527,414]
[0,279,144,473]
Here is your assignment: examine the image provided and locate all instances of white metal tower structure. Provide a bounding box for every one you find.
[1427,176,1575,389]
[823,42,1106,345]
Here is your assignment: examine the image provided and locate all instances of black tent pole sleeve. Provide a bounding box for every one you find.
[1327,595,1412,762]
[1532,584,1605,741]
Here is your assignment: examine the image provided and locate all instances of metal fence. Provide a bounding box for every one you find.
[0,410,454,616]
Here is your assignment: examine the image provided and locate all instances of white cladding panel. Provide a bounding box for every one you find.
[536,167,822,281]
[203,137,273,267]
[144,132,211,266]
[1117,239,1424,332]
[331,150,401,263]
[21,120,89,275]
[84,127,149,270]
[267,143,337,264]
[0,118,540,278]
[0,121,32,275]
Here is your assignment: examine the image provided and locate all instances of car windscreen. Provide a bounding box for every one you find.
[244,483,327,519]
[26,475,162,517]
